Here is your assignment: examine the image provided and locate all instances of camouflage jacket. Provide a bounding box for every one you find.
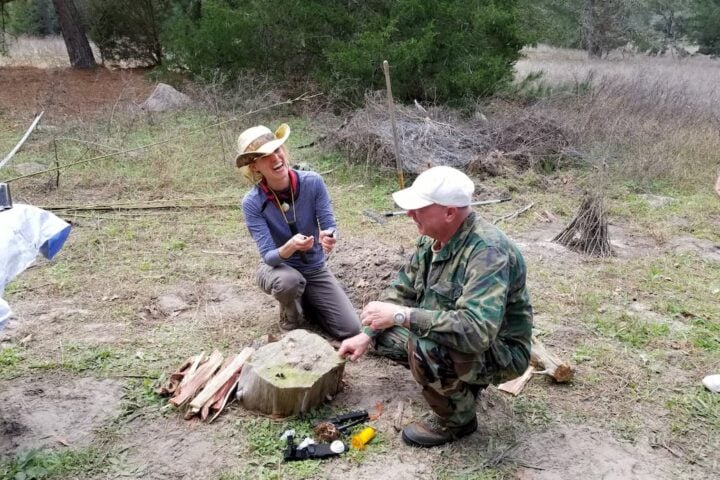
[382,212,533,358]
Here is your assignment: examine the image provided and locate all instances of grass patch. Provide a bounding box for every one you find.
[512,397,552,426]
[593,312,671,348]
[0,448,107,480]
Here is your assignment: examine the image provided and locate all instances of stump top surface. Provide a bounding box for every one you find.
[249,330,344,388]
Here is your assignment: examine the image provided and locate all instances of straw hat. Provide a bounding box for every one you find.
[235,123,291,168]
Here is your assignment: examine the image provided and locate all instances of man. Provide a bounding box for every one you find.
[339,166,533,447]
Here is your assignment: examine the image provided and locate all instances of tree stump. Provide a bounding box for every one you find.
[237,329,344,417]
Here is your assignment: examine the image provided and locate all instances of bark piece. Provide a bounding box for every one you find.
[237,329,344,417]
[205,373,242,423]
[157,353,202,396]
[189,348,254,413]
[170,350,223,407]
[530,336,574,383]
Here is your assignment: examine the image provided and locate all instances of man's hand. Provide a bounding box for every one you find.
[319,228,336,254]
[360,301,407,330]
[338,332,372,361]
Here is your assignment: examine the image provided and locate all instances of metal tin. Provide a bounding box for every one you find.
[0,183,12,211]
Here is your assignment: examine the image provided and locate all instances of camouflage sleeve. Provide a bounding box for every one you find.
[380,242,423,307]
[408,245,510,354]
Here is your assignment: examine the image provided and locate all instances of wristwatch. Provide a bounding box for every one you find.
[393,309,407,326]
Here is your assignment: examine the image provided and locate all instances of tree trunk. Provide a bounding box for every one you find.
[52,0,96,69]
[237,330,345,417]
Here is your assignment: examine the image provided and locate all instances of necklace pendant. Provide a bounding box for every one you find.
[281,202,290,212]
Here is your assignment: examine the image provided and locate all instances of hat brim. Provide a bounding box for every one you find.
[235,124,290,168]
[392,188,434,211]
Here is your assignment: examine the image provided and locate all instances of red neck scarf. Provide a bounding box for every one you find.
[258,169,299,206]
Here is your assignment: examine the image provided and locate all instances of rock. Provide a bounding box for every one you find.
[141,83,192,112]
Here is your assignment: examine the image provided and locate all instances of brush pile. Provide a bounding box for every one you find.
[553,193,613,257]
[157,347,254,423]
[326,93,574,176]
[328,92,492,174]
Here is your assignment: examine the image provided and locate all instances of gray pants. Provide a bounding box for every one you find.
[255,263,360,339]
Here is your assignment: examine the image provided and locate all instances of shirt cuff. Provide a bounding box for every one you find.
[408,308,433,336]
[264,249,283,267]
[361,326,380,338]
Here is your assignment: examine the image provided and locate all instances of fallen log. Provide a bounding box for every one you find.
[170,350,223,407]
[237,329,344,417]
[189,348,254,414]
[530,336,574,383]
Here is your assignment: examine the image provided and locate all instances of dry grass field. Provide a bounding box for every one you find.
[0,39,719,479]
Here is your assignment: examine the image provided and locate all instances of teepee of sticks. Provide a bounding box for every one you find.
[553,192,613,257]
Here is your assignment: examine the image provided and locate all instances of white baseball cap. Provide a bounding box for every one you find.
[392,166,474,210]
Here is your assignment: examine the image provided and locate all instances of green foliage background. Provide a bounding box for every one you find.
[160,0,527,105]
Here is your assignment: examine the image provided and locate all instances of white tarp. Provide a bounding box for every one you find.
[0,204,71,329]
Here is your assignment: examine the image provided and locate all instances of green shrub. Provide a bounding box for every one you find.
[161,0,526,105]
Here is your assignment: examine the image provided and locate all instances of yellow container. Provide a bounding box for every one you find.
[350,426,376,450]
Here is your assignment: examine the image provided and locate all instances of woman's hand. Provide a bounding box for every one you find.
[319,228,337,254]
[279,233,314,259]
[291,233,314,252]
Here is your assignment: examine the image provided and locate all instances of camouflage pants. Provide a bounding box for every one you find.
[374,327,529,427]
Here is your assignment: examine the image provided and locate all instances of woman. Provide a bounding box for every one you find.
[237,123,360,340]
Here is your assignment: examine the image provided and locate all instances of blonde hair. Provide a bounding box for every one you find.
[237,145,290,184]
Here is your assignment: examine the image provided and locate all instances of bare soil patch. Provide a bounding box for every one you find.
[516,425,676,480]
[0,374,123,456]
[0,66,153,122]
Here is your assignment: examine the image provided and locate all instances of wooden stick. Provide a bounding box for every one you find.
[189,348,254,411]
[171,350,224,407]
[40,201,238,212]
[498,366,535,396]
[178,352,206,390]
[0,111,44,169]
[493,203,535,225]
[383,60,404,189]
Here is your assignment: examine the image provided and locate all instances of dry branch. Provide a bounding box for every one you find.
[493,202,534,225]
[0,111,44,169]
[553,193,613,257]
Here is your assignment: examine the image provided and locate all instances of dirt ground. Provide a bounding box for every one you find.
[0,67,153,122]
[1,66,718,479]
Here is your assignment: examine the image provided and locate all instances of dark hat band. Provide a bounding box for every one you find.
[244,133,276,154]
